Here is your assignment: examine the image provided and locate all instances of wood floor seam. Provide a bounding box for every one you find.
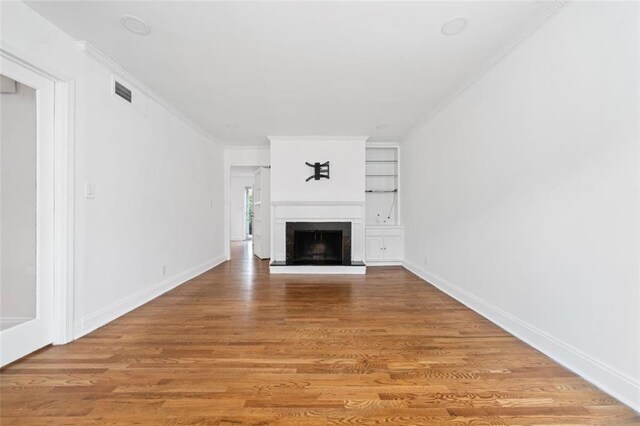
[1,241,638,424]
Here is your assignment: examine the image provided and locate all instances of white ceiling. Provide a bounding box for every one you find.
[26,1,555,146]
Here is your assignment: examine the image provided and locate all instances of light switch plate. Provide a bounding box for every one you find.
[85,182,96,199]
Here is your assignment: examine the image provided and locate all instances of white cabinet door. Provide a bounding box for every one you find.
[365,236,385,261]
[383,236,403,261]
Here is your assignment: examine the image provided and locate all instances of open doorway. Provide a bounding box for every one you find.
[0,47,75,365]
[1,74,37,332]
[244,186,253,240]
[229,166,259,252]
[0,64,57,365]
[225,152,269,260]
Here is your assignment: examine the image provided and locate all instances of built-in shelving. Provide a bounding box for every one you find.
[365,144,399,226]
[365,143,403,265]
[366,189,398,193]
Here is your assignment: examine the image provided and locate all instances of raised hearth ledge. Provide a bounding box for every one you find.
[269,261,366,275]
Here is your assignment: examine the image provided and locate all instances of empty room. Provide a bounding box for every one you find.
[0,0,639,424]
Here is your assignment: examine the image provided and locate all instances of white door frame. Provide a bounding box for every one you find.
[1,43,76,346]
[223,147,270,260]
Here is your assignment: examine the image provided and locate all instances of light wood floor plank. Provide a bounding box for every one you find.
[1,241,637,424]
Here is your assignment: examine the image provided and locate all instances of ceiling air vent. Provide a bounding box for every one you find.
[114,81,132,103]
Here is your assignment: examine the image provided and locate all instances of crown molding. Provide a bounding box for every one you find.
[76,41,224,147]
[267,135,369,143]
[400,0,567,144]
[224,145,270,150]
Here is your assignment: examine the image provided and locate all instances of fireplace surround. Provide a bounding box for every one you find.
[286,222,351,265]
[270,200,366,274]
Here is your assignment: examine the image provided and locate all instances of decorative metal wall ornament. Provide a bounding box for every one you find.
[305,161,330,182]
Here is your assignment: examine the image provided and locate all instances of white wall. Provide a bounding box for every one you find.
[225,146,270,168]
[401,2,639,410]
[270,137,365,203]
[0,80,37,323]
[230,174,254,241]
[1,2,226,338]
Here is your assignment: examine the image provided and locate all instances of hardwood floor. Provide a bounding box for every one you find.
[1,241,638,425]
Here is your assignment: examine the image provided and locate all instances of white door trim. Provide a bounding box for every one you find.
[1,44,76,346]
[224,161,269,260]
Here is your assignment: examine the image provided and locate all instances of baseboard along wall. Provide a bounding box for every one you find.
[402,260,640,413]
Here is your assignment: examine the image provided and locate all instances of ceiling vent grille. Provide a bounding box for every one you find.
[114,81,132,103]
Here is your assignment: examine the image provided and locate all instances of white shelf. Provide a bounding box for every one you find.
[365,144,400,227]
[365,144,403,264]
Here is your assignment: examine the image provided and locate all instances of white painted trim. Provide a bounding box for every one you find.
[224,159,270,260]
[0,40,75,82]
[271,200,365,206]
[225,145,270,150]
[0,43,76,346]
[365,225,404,230]
[267,136,369,143]
[402,259,640,413]
[366,261,403,267]
[73,255,226,339]
[52,79,76,344]
[270,265,366,275]
[76,41,223,147]
[400,1,567,143]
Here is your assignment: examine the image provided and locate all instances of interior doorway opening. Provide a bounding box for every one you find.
[228,165,260,259]
[0,58,58,366]
[244,186,253,241]
[0,74,37,332]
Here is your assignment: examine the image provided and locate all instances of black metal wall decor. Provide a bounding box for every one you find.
[305,161,330,182]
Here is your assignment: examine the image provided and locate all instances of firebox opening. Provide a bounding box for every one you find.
[293,230,343,265]
[285,222,352,266]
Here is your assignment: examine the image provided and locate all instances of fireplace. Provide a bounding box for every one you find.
[286,222,351,265]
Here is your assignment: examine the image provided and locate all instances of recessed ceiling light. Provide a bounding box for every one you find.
[120,15,151,35]
[441,16,470,36]
[376,124,389,130]
[225,123,240,130]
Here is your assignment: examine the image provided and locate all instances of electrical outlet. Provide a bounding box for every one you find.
[423,256,428,266]
[161,265,167,276]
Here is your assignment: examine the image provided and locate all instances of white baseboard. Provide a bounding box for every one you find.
[402,259,640,413]
[366,261,403,267]
[73,255,226,339]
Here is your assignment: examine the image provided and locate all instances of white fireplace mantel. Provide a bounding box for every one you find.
[269,201,366,274]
